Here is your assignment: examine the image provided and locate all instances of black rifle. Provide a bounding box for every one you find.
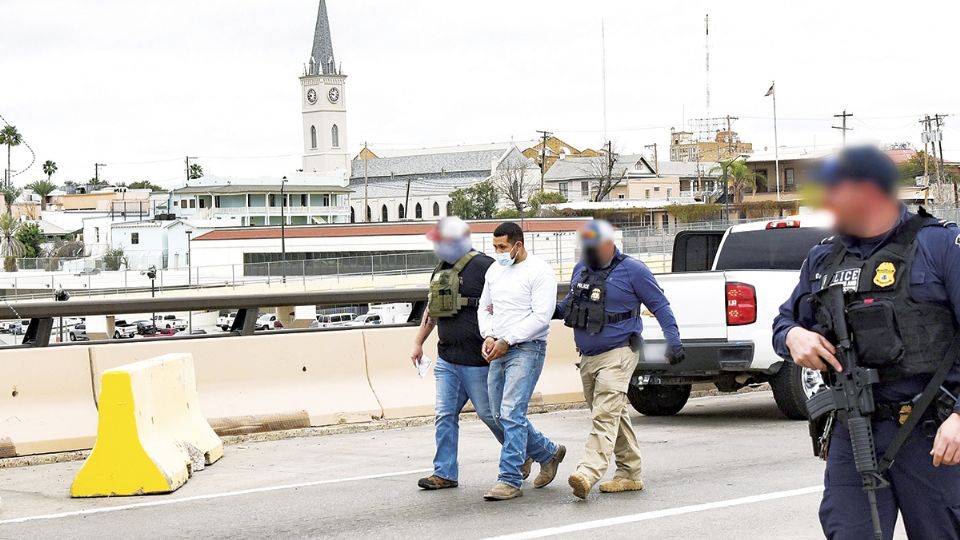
[806,284,887,540]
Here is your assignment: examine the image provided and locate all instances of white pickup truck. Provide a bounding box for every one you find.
[631,214,832,419]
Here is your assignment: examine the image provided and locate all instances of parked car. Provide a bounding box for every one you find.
[351,313,382,326]
[256,314,283,331]
[68,323,89,342]
[112,320,138,339]
[134,320,158,336]
[8,320,29,335]
[629,215,832,420]
[154,327,177,337]
[317,313,355,328]
[217,312,237,331]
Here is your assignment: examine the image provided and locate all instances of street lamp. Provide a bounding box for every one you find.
[280,176,288,284]
[53,284,69,343]
[142,265,157,328]
[185,231,193,334]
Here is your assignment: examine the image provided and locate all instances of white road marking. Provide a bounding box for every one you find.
[483,485,825,539]
[0,467,432,526]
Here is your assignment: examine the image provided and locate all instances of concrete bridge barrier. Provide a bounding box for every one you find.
[71,353,222,497]
[87,331,383,435]
[0,347,98,458]
[534,322,585,405]
[363,326,439,419]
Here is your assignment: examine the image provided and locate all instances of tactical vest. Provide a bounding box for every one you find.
[564,253,639,335]
[427,251,479,318]
[816,211,957,382]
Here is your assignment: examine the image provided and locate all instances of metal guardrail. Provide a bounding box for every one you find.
[1,285,574,349]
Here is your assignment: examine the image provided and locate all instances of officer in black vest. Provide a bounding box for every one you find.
[772,146,960,539]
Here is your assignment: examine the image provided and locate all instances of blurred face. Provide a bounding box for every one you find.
[820,179,878,235]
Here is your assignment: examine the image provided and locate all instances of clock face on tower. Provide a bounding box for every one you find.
[306,88,318,105]
[327,87,340,103]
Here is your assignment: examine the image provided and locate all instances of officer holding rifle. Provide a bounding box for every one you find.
[773,146,960,539]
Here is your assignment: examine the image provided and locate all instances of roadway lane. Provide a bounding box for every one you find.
[0,392,907,539]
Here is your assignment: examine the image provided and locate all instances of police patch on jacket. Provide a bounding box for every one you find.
[873,262,896,288]
[826,268,860,292]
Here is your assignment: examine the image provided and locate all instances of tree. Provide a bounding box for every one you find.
[0,186,21,215]
[588,142,627,201]
[189,163,204,180]
[42,160,57,182]
[0,125,23,188]
[26,179,57,210]
[710,158,756,204]
[448,180,498,220]
[86,177,109,189]
[898,151,959,204]
[127,180,165,191]
[494,157,538,212]
[103,248,127,271]
[0,213,25,271]
[15,221,43,258]
[528,191,567,213]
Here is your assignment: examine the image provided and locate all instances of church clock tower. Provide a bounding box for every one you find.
[301,1,349,174]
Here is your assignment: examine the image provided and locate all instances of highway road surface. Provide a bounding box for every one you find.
[0,391,907,539]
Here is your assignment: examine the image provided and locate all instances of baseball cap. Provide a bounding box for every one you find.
[426,217,470,241]
[813,146,899,194]
[578,220,615,247]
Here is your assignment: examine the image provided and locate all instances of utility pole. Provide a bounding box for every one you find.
[832,109,854,146]
[644,143,659,176]
[280,176,288,284]
[94,163,107,185]
[362,141,369,222]
[536,130,552,192]
[933,114,951,203]
[723,115,738,160]
[921,115,932,190]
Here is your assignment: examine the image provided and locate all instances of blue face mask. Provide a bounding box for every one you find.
[434,238,472,265]
[495,244,518,267]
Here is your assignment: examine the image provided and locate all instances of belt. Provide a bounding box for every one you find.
[605,308,639,324]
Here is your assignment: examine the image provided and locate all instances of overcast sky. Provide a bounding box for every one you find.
[4,0,959,187]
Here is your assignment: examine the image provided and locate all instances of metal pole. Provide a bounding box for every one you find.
[772,84,781,202]
[186,230,192,289]
[281,177,287,284]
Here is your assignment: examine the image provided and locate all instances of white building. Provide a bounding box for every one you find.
[169,176,351,226]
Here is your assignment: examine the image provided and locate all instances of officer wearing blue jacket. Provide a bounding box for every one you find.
[556,220,683,499]
[772,146,960,539]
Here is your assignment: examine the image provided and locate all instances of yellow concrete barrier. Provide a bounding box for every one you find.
[534,322,584,405]
[71,353,223,497]
[363,326,439,418]
[88,331,383,434]
[0,347,98,458]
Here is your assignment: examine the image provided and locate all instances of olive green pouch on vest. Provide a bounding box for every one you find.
[427,251,478,318]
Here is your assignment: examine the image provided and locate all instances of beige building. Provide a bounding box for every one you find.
[670,128,753,163]
[742,149,831,202]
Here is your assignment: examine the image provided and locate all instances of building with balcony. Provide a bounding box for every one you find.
[170,176,352,226]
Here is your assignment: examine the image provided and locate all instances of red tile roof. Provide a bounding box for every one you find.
[194,218,590,241]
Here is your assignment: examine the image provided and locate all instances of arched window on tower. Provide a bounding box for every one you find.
[310,126,317,149]
[381,204,388,222]
[398,203,405,219]
[415,203,423,219]
[331,124,340,148]
[433,202,440,217]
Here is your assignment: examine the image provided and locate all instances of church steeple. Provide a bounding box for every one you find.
[308,0,338,76]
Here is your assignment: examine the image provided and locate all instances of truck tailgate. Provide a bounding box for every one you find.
[640,271,729,341]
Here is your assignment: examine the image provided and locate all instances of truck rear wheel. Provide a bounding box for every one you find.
[627,384,691,416]
[770,361,822,420]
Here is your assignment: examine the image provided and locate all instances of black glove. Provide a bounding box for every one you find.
[665,344,685,365]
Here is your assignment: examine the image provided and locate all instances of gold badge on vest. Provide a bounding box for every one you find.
[873,262,896,288]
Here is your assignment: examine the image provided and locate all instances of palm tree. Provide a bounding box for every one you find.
[0,186,21,215]
[26,179,57,210]
[42,160,57,182]
[710,158,756,204]
[0,213,25,271]
[189,163,203,180]
[0,125,24,188]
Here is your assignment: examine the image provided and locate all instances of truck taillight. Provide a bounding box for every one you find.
[726,282,757,326]
[766,219,800,229]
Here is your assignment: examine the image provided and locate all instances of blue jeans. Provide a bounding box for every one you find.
[433,357,503,482]
[487,340,558,488]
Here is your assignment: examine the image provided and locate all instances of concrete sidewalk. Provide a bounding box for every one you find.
[0,392,906,539]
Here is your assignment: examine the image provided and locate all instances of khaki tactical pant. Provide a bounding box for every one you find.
[576,345,642,484]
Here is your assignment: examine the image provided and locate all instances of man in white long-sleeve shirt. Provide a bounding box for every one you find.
[477,221,566,501]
